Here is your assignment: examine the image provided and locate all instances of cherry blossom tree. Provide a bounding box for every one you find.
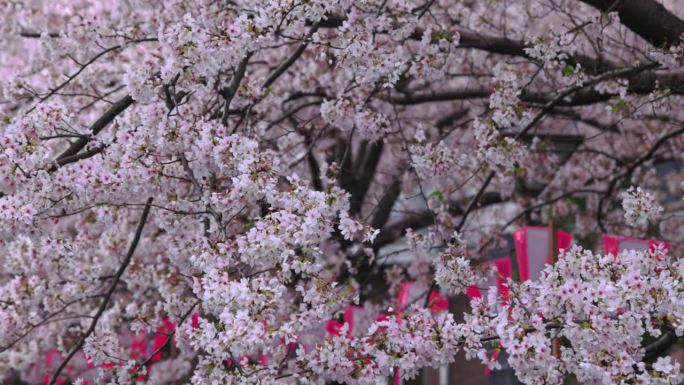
[1,1,684,385]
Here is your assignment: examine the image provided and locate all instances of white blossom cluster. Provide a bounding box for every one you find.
[432,233,484,295]
[621,186,663,228]
[461,245,684,385]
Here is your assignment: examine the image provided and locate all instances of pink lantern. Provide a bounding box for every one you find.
[465,258,511,376]
[393,282,448,384]
[466,257,512,300]
[397,281,448,315]
[602,234,669,255]
[514,226,572,282]
[325,305,357,338]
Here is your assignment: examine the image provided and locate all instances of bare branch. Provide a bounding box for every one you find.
[580,0,684,47]
[221,55,252,127]
[53,95,134,168]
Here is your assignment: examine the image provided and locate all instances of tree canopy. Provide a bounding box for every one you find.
[1,1,684,384]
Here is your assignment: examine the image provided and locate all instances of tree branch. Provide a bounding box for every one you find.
[222,55,251,127]
[262,23,320,90]
[580,0,684,47]
[596,126,684,232]
[644,329,678,361]
[47,197,154,385]
[350,140,384,215]
[53,95,134,167]
[370,179,402,230]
